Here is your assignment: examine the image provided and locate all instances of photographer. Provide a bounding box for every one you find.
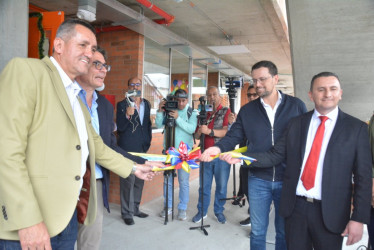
[155,89,198,221]
[192,86,231,224]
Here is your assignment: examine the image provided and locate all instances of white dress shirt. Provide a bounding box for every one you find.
[260,90,282,128]
[296,107,339,199]
[261,91,282,146]
[50,57,89,193]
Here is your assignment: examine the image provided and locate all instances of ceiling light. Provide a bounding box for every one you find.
[77,0,97,22]
[207,45,250,55]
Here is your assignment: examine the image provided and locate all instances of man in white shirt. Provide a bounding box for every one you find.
[221,72,372,249]
[0,19,155,250]
[201,61,306,248]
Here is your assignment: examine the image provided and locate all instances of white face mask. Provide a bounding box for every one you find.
[96,83,105,92]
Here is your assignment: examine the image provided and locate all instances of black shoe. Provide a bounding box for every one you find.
[232,195,244,206]
[240,217,251,226]
[123,218,135,225]
[134,212,149,218]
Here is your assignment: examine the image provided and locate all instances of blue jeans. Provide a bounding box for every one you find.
[164,168,190,210]
[248,175,286,250]
[0,210,78,250]
[197,158,231,215]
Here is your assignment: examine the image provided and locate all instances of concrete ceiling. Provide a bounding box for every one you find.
[29,0,294,94]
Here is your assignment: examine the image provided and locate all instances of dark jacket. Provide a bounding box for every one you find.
[97,95,146,212]
[116,98,152,153]
[249,110,372,233]
[216,91,307,181]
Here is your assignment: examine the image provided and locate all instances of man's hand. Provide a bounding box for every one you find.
[134,164,157,181]
[341,220,363,245]
[18,222,51,250]
[220,152,242,165]
[158,100,166,112]
[200,125,210,135]
[228,113,236,125]
[126,106,135,116]
[144,161,165,168]
[200,146,221,162]
[169,110,179,119]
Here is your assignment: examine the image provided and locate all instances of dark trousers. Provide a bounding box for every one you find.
[237,164,250,215]
[237,164,249,199]
[368,207,374,248]
[120,174,144,219]
[0,209,78,250]
[285,197,343,250]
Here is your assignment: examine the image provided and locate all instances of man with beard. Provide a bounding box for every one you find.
[201,61,307,249]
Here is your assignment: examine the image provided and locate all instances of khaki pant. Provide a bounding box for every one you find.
[77,179,104,250]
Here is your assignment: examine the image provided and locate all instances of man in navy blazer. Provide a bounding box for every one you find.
[220,72,372,249]
[76,47,161,249]
[116,77,153,226]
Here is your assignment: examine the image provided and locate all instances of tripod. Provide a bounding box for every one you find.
[190,96,210,235]
[220,77,242,206]
[163,112,176,225]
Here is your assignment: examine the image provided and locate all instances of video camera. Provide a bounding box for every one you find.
[220,76,243,112]
[162,94,178,112]
[192,96,209,126]
[162,90,190,112]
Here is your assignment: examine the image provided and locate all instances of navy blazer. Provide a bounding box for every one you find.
[250,110,372,233]
[97,95,146,212]
[116,98,152,153]
[217,91,307,181]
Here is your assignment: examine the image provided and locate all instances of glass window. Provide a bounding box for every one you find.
[191,61,207,109]
[171,50,189,95]
[143,38,170,129]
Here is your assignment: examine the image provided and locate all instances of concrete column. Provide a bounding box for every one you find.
[287,0,374,121]
[0,0,29,72]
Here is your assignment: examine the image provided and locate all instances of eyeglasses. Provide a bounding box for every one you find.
[251,76,272,84]
[92,61,111,72]
[247,93,258,98]
[129,83,141,87]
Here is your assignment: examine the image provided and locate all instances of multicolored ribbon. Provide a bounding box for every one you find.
[129,144,255,172]
[130,141,201,173]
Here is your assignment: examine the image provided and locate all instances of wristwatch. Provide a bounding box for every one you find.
[209,129,215,137]
[131,165,137,175]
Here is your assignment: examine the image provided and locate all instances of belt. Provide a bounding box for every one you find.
[296,195,321,203]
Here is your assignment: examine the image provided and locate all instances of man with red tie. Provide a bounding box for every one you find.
[220,72,372,249]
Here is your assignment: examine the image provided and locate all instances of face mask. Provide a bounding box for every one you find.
[96,83,105,92]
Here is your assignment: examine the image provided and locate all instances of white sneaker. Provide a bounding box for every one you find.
[159,208,172,218]
[177,209,187,221]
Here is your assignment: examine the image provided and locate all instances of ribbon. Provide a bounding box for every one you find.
[129,145,255,172]
[211,146,256,165]
[130,141,201,173]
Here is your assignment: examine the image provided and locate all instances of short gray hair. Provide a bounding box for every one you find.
[56,19,96,41]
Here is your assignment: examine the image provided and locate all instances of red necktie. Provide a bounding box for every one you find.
[301,116,328,190]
